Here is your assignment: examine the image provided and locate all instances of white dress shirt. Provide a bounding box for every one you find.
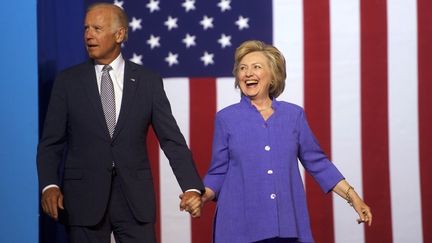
[94,54,125,123]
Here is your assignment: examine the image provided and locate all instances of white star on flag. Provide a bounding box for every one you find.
[146,34,161,49]
[217,0,231,12]
[200,51,214,66]
[129,17,142,32]
[113,0,124,9]
[217,33,232,48]
[199,15,214,30]
[165,52,179,66]
[182,0,196,12]
[235,15,249,30]
[182,33,196,48]
[164,16,179,31]
[146,0,160,13]
[129,53,143,65]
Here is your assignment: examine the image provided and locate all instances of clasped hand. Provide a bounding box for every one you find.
[179,191,203,218]
[179,187,215,218]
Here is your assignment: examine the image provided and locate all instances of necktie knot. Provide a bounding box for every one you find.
[102,65,113,72]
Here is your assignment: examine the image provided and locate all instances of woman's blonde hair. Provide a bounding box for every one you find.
[233,40,286,98]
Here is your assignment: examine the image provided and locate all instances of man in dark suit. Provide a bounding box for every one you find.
[37,3,204,243]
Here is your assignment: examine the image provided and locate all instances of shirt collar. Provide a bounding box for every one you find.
[240,95,279,110]
[94,53,125,73]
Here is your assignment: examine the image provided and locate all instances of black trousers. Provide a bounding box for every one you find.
[67,169,156,243]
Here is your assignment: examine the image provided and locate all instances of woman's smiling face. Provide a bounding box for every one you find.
[237,51,272,100]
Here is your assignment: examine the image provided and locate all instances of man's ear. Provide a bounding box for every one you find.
[115,27,126,43]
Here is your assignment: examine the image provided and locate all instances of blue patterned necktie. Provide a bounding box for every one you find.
[100,65,116,137]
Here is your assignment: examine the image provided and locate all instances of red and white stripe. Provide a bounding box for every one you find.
[141,0,432,242]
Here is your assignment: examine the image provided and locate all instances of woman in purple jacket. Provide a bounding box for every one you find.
[197,40,372,242]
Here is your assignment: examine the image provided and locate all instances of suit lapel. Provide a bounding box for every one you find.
[81,60,111,139]
[112,61,138,140]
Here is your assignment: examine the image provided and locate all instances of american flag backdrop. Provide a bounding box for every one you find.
[84,0,432,242]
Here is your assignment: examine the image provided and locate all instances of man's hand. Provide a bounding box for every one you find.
[179,191,202,218]
[41,187,64,220]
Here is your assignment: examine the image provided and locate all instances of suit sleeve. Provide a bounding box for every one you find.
[150,75,204,193]
[36,74,68,192]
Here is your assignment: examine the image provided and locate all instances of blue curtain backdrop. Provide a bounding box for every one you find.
[37,0,87,242]
[0,1,38,243]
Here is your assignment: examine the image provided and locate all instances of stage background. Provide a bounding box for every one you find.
[1,0,430,243]
[0,1,39,243]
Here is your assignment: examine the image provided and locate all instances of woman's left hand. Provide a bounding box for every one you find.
[333,180,372,226]
[352,197,373,226]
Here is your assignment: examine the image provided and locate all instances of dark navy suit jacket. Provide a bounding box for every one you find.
[37,59,204,226]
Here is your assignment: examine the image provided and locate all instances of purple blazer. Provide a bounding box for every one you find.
[204,96,344,243]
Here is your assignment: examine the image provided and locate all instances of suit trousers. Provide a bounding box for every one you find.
[67,168,156,243]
